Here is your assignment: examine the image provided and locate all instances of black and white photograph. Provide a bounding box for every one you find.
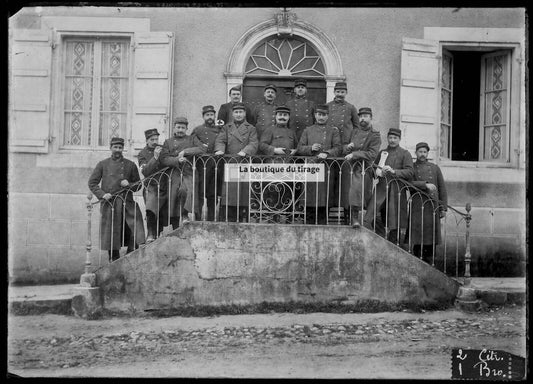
[7,3,527,379]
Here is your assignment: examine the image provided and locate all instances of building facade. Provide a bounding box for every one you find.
[8,7,526,283]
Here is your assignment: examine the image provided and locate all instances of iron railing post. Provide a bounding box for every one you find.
[463,202,472,286]
[80,192,96,287]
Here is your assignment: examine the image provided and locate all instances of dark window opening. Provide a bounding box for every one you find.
[450,51,482,161]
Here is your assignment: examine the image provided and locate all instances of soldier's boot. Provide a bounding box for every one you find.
[350,206,361,228]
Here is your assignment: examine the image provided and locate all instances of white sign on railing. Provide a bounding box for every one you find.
[224,163,325,182]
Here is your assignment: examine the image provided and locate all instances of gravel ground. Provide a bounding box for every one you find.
[7,305,526,378]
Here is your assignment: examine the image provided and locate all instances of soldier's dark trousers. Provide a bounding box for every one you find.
[306,207,327,224]
[413,244,434,263]
[108,225,135,262]
[221,205,248,222]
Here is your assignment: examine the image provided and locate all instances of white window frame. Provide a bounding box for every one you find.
[424,27,525,170]
[42,16,151,156]
[57,32,134,151]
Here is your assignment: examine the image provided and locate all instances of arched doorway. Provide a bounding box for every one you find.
[242,36,327,109]
[224,16,344,103]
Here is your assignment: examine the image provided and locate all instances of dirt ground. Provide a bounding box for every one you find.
[7,305,527,379]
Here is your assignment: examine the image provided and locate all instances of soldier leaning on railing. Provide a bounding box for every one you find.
[363,127,414,244]
[214,102,259,222]
[296,103,342,224]
[88,137,145,262]
[160,117,206,229]
[404,142,448,263]
[137,128,169,243]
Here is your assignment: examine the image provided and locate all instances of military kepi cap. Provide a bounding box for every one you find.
[294,78,307,87]
[144,128,160,140]
[264,84,277,92]
[334,82,347,90]
[174,116,189,125]
[232,102,246,111]
[416,142,430,151]
[387,128,402,138]
[202,105,216,115]
[315,104,329,113]
[275,105,291,114]
[358,107,372,116]
[110,137,125,146]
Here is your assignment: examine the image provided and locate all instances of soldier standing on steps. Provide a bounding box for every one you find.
[342,107,381,228]
[88,137,145,262]
[404,142,448,263]
[363,128,414,244]
[250,84,278,140]
[285,78,315,143]
[138,128,168,243]
[160,117,206,229]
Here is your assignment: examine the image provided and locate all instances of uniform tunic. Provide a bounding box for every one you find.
[364,145,414,230]
[341,126,382,207]
[191,123,224,203]
[138,145,168,215]
[406,160,448,245]
[326,99,360,144]
[297,124,342,207]
[250,101,278,140]
[214,121,258,206]
[88,156,145,250]
[160,135,205,217]
[259,124,298,155]
[285,96,315,142]
[217,102,253,125]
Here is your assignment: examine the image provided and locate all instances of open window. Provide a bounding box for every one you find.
[399,35,521,166]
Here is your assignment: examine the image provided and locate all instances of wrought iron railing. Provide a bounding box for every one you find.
[85,154,473,284]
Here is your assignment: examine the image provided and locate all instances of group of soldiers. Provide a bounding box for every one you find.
[89,79,448,263]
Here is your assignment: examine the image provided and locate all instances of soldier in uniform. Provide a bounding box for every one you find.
[88,137,145,262]
[160,117,206,228]
[191,105,224,221]
[285,78,315,142]
[215,102,258,222]
[217,85,253,125]
[138,128,168,243]
[259,105,298,156]
[363,128,414,244]
[250,84,278,140]
[404,142,448,263]
[326,82,360,218]
[297,104,342,224]
[326,81,360,145]
[342,107,382,228]
[258,105,299,223]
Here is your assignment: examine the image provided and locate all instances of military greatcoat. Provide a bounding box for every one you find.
[364,145,414,230]
[217,102,253,125]
[138,145,168,215]
[326,99,360,144]
[297,124,342,207]
[250,101,278,140]
[214,121,258,206]
[341,126,382,207]
[406,160,448,245]
[285,96,315,142]
[160,135,205,217]
[88,156,145,250]
[259,125,298,155]
[191,123,224,202]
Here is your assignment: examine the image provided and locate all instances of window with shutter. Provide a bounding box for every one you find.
[400,33,520,166]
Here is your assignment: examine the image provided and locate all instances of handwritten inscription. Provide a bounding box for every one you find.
[451,348,525,380]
